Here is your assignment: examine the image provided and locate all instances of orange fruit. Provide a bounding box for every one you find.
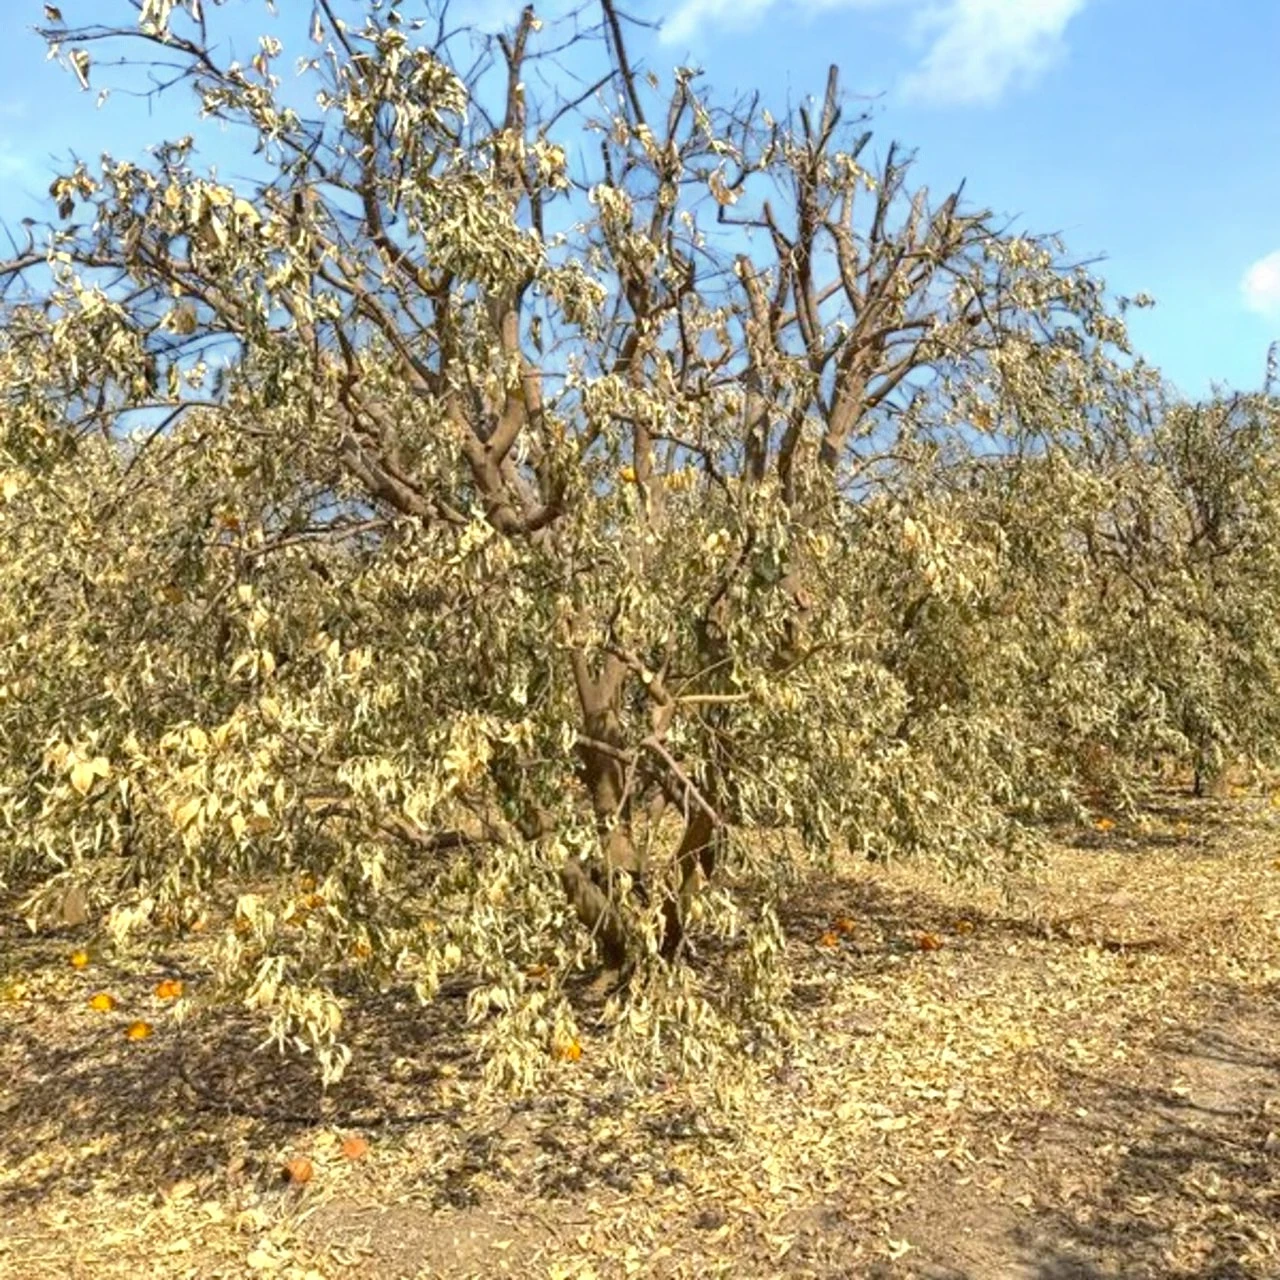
[341,1136,369,1161]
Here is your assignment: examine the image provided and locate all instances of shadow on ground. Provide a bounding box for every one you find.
[0,915,723,1215]
[0,939,498,1209]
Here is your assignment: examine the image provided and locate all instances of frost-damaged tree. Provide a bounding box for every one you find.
[1076,390,1280,797]
[0,0,1148,1084]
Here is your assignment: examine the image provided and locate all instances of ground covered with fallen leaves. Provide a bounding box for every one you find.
[2,788,1278,1279]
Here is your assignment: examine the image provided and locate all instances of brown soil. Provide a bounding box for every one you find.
[1,789,1277,1279]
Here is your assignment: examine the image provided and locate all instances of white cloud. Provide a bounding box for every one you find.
[1241,251,1280,319]
[660,0,1089,107]
[900,0,1087,106]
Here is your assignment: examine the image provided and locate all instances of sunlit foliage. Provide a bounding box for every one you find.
[3,1,1278,1088]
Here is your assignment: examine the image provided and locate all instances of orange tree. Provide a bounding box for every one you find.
[0,1,1167,1085]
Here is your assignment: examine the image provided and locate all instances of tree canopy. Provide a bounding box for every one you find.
[3,0,1279,1089]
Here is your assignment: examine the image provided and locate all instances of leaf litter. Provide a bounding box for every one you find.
[0,788,1276,1278]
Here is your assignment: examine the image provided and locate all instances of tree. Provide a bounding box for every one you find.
[0,0,1163,1085]
[1075,391,1280,795]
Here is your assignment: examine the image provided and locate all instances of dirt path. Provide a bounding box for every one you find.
[2,792,1277,1278]
[883,999,1280,1279]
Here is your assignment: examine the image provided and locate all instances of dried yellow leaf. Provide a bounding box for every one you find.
[69,754,110,795]
[172,796,202,830]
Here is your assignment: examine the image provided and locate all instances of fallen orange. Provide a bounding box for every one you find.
[341,1135,369,1161]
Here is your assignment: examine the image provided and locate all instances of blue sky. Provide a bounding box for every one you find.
[1,0,1277,399]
